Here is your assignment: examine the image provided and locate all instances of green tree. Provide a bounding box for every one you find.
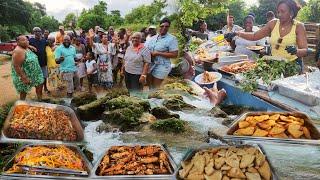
[124,0,167,24]
[297,0,320,23]
[38,16,60,32]
[77,1,109,30]
[78,13,105,31]
[176,0,225,52]
[249,0,281,25]
[33,2,46,16]
[0,0,32,26]
[205,0,247,31]
[105,10,124,28]
[63,13,77,28]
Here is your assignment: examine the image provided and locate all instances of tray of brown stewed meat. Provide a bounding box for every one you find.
[1,100,84,143]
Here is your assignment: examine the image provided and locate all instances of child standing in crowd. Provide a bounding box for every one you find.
[74,37,87,91]
[76,57,87,91]
[85,51,98,92]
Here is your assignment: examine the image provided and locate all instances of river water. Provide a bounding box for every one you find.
[82,93,320,180]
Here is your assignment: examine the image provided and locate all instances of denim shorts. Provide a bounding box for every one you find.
[149,59,171,79]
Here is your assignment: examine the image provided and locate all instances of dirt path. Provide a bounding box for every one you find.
[0,62,19,105]
[0,55,110,106]
[0,61,22,105]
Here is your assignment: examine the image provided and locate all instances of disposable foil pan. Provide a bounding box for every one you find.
[1,143,92,179]
[91,144,177,179]
[175,143,279,180]
[1,100,84,144]
[225,111,320,145]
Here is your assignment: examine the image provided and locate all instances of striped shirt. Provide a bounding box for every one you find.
[124,45,151,75]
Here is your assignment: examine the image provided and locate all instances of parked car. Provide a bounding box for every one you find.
[0,35,34,55]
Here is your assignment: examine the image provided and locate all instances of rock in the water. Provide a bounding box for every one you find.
[77,88,129,120]
[219,104,255,115]
[139,113,157,123]
[163,82,194,94]
[151,107,180,119]
[163,98,195,111]
[96,122,115,133]
[209,106,228,118]
[105,95,150,111]
[103,105,144,131]
[222,118,235,127]
[148,90,184,100]
[71,92,97,107]
[150,118,186,133]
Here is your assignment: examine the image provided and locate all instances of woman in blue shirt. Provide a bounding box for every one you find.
[146,18,179,89]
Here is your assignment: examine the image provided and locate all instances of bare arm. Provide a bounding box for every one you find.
[13,49,29,84]
[141,62,149,75]
[152,51,178,59]
[295,23,308,57]
[237,20,276,41]
[88,63,98,74]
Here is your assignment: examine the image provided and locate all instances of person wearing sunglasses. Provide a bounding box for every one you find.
[145,17,179,88]
[225,0,311,72]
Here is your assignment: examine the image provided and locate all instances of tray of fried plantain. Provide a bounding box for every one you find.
[1,143,92,179]
[175,143,279,180]
[224,111,320,145]
[91,144,177,179]
[1,100,84,144]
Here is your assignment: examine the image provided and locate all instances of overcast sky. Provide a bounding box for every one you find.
[26,0,179,22]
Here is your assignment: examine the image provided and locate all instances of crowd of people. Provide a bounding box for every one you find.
[11,17,178,100]
[189,0,312,73]
[10,0,316,106]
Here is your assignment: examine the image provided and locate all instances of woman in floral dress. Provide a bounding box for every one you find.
[11,35,44,100]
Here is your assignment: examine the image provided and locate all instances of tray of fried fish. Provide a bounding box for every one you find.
[91,144,177,179]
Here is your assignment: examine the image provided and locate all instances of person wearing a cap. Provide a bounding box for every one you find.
[145,17,179,88]
[56,26,65,45]
[146,25,157,43]
[29,27,50,94]
[221,15,243,34]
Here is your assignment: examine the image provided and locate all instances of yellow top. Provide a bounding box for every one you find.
[46,46,57,68]
[270,19,298,61]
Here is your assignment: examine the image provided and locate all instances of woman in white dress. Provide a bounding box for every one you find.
[89,29,113,88]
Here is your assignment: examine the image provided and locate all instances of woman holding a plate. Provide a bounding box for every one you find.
[225,0,311,72]
[231,15,265,60]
